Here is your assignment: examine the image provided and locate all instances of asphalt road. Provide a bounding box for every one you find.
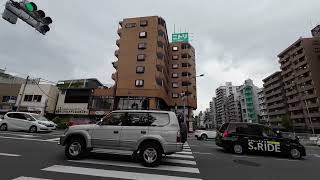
[0,131,319,180]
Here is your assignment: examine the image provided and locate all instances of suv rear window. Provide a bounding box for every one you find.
[149,113,169,127]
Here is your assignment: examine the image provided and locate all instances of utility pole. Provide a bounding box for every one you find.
[17,75,29,111]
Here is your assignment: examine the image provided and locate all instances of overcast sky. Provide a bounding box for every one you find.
[1,0,319,112]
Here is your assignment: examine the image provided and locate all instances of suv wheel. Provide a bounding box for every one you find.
[201,134,208,141]
[29,126,37,133]
[0,124,7,131]
[140,142,162,167]
[65,137,86,160]
[233,144,244,154]
[290,148,302,159]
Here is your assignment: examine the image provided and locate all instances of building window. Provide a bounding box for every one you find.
[181,72,191,77]
[137,54,146,61]
[138,43,146,49]
[172,93,179,98]
[24,95,33,102]
[157,52,164,60]
[158,30,165,37]
[172,46,178,51]
[182,81,191,86]
[125,23,136,28]
[32,95,42,102]
[182,63,190,67]
[172,73,178,78]
[139,31,147,38]
[157,41,164,48]
[172,55,179,60]
[136,66,145,73]
[140,20,148,27]
[172,64,178,69]
[172,82,179,88]
[181,43,189,49]
[135,80,144,87]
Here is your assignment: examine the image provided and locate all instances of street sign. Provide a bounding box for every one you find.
[172,33,189,42]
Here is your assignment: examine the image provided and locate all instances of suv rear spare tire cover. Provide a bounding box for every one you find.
[180,122,187,143]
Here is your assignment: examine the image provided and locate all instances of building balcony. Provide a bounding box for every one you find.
[265,89,282,98]
[288,105,302,111]
[301,93,318,101]
[281,67,293,76]
[305,102,319,109]
[266,96,283,104]
[285,89,298,97]
[112,61,118,69]
[264,76,281,87]
[296,76,312,85]
[282,74,295,83]
[116,39,120,47]
[280,60,292,70]
[295,68,309,77]
[309,113,320,118]
[284,83,295,90]
[294,58,307,69]
[287,97,300,104]
[268,110,286,116]
[114,50,119,58]
[264,83,281,92]
[119,21,123,27]
[117,28,122,36]
[268,103,285,110]
[298,84,314,92]
[290,114,305,119]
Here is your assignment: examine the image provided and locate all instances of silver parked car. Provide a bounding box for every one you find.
[59,110,184,167]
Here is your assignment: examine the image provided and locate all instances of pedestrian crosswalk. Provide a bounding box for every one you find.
[12,142,203,180]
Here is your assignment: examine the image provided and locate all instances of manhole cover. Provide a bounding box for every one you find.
[233,159,260,167]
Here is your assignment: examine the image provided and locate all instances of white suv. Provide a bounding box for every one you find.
[59,110,184,167]
[0,112,57,133]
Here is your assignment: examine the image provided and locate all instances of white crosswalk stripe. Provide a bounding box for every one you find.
[0,152,21,157]
[42,165,202,180]
[12,177,52,180]
[19,141,201,180]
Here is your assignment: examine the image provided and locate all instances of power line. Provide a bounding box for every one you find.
[36,82,57,100]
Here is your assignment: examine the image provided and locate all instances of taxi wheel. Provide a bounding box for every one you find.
[290,148,302,159]
[233,144,244,154]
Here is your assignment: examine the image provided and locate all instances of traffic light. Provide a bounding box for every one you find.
[2,0,53,35]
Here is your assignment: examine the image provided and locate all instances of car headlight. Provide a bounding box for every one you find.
[38,122,47,126]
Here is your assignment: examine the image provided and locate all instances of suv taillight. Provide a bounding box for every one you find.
[223,130,230,138]
[177,131,181,143]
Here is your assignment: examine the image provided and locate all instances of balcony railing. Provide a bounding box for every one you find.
[116,39,120,47]
[114,50,119,58]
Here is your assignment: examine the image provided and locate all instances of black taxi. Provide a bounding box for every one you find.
[216,122,306,159]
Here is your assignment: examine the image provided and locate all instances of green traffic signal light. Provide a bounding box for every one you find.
[25,2,37,12]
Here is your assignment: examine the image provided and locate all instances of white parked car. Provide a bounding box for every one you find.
[0,112,56,133]
[195,129,217,140]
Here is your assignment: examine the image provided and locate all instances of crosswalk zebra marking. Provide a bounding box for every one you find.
[176,151,193,155]
[12,177,52,180]
[0,152,21,157]
[42,165,203,180]
[167,154,194,159]
[68,159,200,173]
[164,158,197,165]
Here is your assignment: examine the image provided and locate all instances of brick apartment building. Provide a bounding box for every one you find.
[89,16,198,130]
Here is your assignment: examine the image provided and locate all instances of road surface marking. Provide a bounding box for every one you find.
[183,148,191,151]
[0,132,38,138]
[0,136,56,143]
[164,159,197,165]
[275,158,299,162]
[176,151,193,155]
[42,165,203,180]
[192,152,213,155]
[310,154,320,158]
[0,153,21,157]
[44,138,60,142]
[183,149,192,152]
[91,149,132,155]
[12,176,51,180]
[167,154,194,159]
[69,159,200,173]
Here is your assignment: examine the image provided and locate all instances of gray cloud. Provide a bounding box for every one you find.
[1,0,319,112]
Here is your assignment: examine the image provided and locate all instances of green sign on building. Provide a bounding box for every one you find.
[172,33,189,42]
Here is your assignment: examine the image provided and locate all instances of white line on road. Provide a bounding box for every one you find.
[68,159,200,173]
[176,151,193,155]
[12,176,52,180]
[0,136,56,143]
[0,152,21,157]
[309,154,320,158]
[164,159,197,165]
[0,132,38,138]
[192,152,213,155]
[167,154,194,159]
[44,138,60,142]
[43,165,202,180]
[183,149,192,152]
